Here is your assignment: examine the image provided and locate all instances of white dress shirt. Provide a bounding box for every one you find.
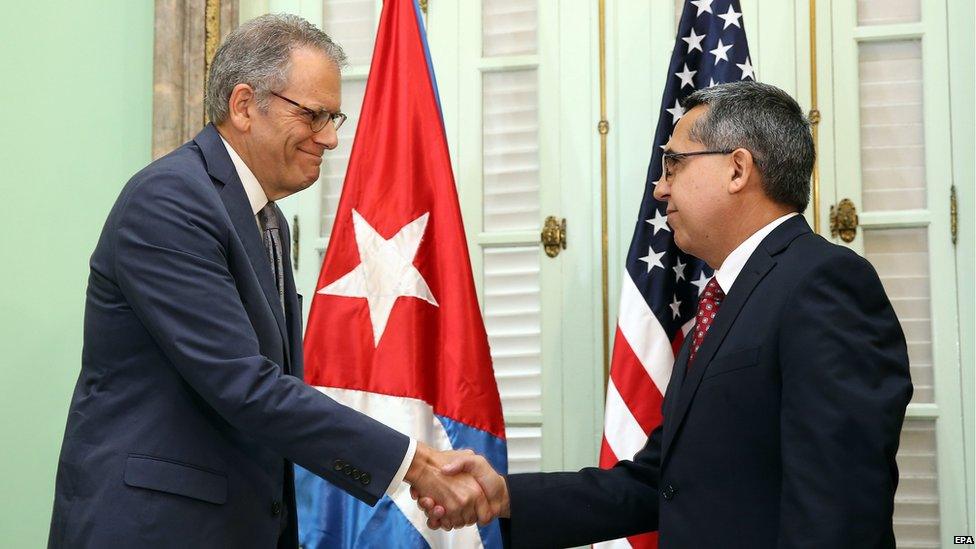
[713,212,800,294]
[219,136,417,496]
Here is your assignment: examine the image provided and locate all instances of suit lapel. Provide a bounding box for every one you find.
[659,248,776,465]
[194,125,291,368]
[659,215,812,465]
[661,252,774,463]
[279,211,303,377]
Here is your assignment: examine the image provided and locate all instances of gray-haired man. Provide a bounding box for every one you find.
[49,14,487,548]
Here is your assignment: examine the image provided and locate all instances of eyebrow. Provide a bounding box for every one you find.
[291,96,336,114]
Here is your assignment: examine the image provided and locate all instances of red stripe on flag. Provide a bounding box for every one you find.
[609,328,664,435]
[627,531,659,549]
[599,436,618,469]
[671,327,686,357]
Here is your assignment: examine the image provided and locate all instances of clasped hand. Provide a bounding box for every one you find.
[405,443,509,530]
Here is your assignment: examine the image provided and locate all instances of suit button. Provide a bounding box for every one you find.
[360,473,371,486]
[662,484,676,501]
[271,500,282,515]
[352,470,362,480]
[343,464,353,476]
[333,459,344,472]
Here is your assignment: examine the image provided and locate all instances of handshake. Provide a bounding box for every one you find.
[404,443,510,530]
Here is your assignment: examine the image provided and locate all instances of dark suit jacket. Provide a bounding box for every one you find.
[504,216,912,548]
[48,125,409,548]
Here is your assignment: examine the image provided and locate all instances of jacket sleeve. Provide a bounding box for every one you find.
[112,172,409,505]
[501,423,662,548]
[777,250,912,548]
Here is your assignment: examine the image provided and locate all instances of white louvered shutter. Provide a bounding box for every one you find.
[479,0,543,474]
[841,0,964,545]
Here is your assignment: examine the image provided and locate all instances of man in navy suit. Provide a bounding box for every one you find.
[49,14,488,548]
[415,81,913,548]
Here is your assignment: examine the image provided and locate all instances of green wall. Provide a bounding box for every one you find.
[0,1,154,544]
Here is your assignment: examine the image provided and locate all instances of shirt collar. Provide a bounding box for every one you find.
[714,212,800,294]
[219,135,269,216]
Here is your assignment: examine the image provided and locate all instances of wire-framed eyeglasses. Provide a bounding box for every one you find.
[270,91,347,132]
[661,149,735,182]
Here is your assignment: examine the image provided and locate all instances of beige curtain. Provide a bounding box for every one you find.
[152,0,239,159]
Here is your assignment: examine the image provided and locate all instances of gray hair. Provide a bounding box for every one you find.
[682,81,814,212]
[205,13,347,125]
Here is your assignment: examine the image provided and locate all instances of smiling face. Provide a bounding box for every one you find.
[246,47,342,200]
[653,105,737,265]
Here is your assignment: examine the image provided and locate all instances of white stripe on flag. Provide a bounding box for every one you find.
[617,274,675,393]
[603,380,648,462]
[594,537,639,549]
[316,386,485,549]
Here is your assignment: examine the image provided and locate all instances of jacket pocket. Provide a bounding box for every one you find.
[702,346,760,380]
[123,454,227,504]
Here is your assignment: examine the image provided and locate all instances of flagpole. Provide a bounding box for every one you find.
[598,0,611,386]
[809,0,822,234]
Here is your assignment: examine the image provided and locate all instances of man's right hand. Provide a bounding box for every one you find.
[404,443,496,530]
[411,451,510,530]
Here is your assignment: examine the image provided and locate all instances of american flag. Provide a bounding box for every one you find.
[597,2,753,548]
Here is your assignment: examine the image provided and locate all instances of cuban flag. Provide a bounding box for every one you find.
[295,0,507,547]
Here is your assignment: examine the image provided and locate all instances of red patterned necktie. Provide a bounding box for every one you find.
[687,277,725,369]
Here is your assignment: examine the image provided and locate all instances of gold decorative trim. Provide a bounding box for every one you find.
[598,0,610,386]
[204,0,221,125]
[829,198,859,243]
[419,0,428,15]
[541,216,567,258]
[809,0,821,234]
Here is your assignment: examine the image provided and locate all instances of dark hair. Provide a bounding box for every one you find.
[682,81,815,211]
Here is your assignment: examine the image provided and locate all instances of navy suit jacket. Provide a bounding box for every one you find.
[48,125,409,548]
[503,216,913,548]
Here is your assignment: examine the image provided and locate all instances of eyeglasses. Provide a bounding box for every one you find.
[270,91,347,132]
[661,149,735,183]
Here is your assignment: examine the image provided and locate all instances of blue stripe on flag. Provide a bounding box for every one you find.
[436,414,508,476]
[296,414,507,548]
[296,467,427,548]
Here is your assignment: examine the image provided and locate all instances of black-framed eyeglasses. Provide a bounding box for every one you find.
[270,91,347,132]
[661,149,735,183]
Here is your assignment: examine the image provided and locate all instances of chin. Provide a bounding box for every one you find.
[672,232,691,255]
[293,170,319,189]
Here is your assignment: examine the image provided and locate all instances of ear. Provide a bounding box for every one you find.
[727,147,755,195]
[226,83,256,132]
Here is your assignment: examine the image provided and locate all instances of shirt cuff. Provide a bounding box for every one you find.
[385,437,417,496]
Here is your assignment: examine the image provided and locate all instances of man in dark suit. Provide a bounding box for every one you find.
[415,81,913,548]
[49,14,488,548]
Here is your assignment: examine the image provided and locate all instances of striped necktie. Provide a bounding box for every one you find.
[257,202,285,313]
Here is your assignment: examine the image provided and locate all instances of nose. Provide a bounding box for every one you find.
[653,175,670,202]
[313,122,339,150]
